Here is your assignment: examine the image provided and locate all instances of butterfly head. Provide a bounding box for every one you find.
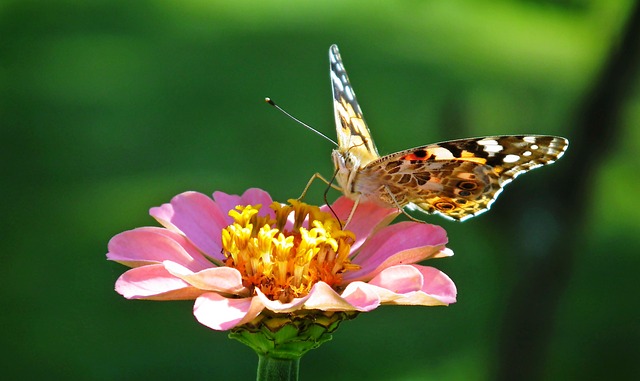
[331,149,362,199]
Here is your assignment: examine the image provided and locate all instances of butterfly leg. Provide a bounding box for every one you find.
[298,172,342,201]
[383,185,426,224]
[343,195,360,229]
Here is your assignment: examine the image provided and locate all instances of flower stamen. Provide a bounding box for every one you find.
[221,200,357,303]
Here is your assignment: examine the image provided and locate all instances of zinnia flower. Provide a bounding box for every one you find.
[107,188,456,333]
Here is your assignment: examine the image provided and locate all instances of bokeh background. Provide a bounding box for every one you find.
[3,0,639,380]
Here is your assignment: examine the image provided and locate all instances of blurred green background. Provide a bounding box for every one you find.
[3,0,639,380]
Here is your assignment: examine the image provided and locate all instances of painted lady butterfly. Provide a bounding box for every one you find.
[328,44,568,221]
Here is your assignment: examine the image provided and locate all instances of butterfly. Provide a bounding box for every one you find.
[328,44,568,222]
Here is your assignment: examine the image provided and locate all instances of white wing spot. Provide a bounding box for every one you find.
[523,151,532,157]
[477,139,504,154]
[524,136,537,143]
[503,154,521,163]
[530,144,539,150]
[331,72,344,92]
[345,86,355,101]
[483,144,503,153]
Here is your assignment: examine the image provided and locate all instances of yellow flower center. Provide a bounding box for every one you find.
[221,200,358,303]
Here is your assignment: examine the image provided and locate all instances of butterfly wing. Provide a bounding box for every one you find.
[329,44,380,166]
[359,135,569,221]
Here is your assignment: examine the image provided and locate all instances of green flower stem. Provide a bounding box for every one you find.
[256,354,300,381]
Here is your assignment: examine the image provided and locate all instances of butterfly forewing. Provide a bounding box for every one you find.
[330,44,380,166]
[327,44,569,221]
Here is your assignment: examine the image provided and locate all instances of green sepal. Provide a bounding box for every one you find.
[229,309,358,360]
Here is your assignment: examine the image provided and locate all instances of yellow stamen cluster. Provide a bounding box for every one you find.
[221,200,357,303]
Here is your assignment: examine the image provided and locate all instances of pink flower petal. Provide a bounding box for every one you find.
[368,265,457,305]
[115,264,205,300]
[254,287,310,313]
[339,282,381,311]
[253,283,380,313]
[322,197,399,252]
[344,221,449,282]
[416,265,457,304]
[163,261,248,295]
[213,188,275,225]
[107,227,212,271]
[149,191,227,261]
[239,188,276,217]
[368,264,424,292]
[434,247,455,258]
[142,227,221,266]
[194,293,265,330]
[301,281,378,311]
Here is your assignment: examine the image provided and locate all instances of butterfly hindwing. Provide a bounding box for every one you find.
[356,136,568,221]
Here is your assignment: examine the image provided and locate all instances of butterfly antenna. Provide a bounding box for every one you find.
[265,97,338,146]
